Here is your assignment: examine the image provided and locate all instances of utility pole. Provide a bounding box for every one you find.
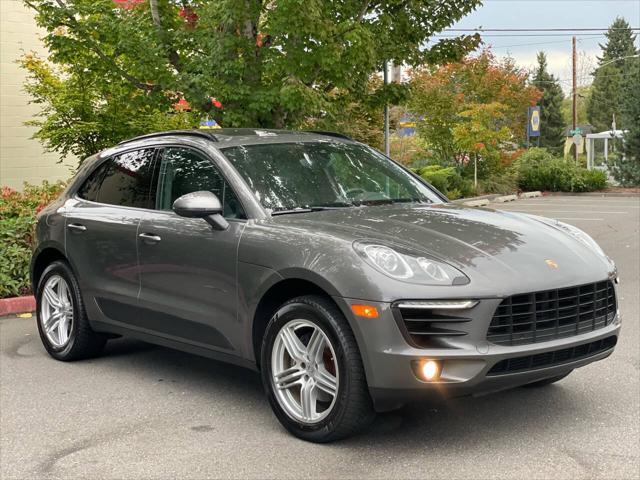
[572,36,578,163]
[383,61,390,156]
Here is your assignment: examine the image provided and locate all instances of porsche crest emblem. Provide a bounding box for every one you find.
[545,259,559,269]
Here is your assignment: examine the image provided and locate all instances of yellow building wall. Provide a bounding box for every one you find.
[1,0,73,189]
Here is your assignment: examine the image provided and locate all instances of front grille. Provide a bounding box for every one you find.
[487,280,616,346]
[393,304,471,348]
[487,335,617,376]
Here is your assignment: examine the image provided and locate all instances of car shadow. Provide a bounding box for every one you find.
[93,337,584,450]
[95,337,265,399]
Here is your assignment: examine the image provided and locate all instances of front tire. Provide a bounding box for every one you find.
[261,295,374,442]
[36,260,107,361]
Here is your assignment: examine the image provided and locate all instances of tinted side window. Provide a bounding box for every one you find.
[77,161,110,202]
[155,147,245,219]
[95,149,157,208]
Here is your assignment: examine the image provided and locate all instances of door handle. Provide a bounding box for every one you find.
[139,233,161,244]
[67,223,86,232]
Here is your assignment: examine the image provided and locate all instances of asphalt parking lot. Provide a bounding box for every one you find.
[1,194,639,480]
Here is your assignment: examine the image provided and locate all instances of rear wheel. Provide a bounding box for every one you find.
[261,295,374,442]
[522,370,573,388]
[36,261,107,361]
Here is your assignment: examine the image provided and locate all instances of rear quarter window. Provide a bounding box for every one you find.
[77,161,109,202]
[77,149,157,208]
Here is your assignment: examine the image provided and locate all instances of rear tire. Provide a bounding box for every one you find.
[522,370,572,388]
[36,260,107,361]
[261,295,375,442]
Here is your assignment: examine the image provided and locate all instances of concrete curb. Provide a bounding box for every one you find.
[494,194,518,203]
[452,193,509,204]
[463,199,490,207]
[520,191,542,198]
[0,295,35,316]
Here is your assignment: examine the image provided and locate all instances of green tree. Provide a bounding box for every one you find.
[587,17,638,132]
[561,85,591,126]
[530,51,565,153]
[21,0,482,160]
[613,55,640,185]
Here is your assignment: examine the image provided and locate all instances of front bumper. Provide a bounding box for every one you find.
[333,296,621,412]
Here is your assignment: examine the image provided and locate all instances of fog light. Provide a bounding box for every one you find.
[411,359,441,382]
[421,360,439,380]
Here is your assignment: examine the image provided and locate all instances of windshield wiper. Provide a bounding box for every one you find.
[271,202,357,215]
[270,202,358,216]
[353,198,430,206]
[270,206,331,216]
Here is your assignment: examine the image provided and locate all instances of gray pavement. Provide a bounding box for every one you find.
[1,195,639,479]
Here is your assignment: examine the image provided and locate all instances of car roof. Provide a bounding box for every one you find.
[116,128,354,148]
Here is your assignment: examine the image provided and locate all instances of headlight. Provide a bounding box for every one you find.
[353,241,469,285]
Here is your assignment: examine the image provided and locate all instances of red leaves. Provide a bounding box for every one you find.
[173,97,191,111]
[112,0,145,10]
[1,186,15,199]
[172,96,222,112]
[178,7,198,28]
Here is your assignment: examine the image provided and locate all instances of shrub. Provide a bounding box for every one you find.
[413,165,475,199]
[511,147,556,171]
[517,159,607,192]
[0,182,65,298]
[578,169,608,191]
[478,170,518,195]
[610,153,640,186]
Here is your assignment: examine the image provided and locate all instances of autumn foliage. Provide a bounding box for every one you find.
[407,51,542,171]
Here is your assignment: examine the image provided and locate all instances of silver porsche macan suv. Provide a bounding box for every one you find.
[31,129,621,442]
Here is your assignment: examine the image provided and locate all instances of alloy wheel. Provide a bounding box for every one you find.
[40,275,74,348]
[271,319,339,424]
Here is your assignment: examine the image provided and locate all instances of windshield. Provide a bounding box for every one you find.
[222,142,442,213]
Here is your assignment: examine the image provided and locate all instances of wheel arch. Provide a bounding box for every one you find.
[250,271,354,369]
[30,243,68,292]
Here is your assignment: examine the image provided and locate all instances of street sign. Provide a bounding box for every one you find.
[527,106,541,138]
[570,128,583,135]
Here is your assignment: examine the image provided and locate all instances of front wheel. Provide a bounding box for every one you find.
[261,295,374,442]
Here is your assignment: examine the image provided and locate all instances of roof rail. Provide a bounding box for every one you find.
[117,130,218,145]
[304,130,354,141]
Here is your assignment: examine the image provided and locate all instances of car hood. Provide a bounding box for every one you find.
[271,203,613,292]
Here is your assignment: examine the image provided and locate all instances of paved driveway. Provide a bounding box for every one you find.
[1,195,639,479]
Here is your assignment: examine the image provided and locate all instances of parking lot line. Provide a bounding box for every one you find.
[552,217,604,221]
[507,202,639,208]
[495,209,628,214]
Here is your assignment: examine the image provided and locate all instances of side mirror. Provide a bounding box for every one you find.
[172,191,229,231]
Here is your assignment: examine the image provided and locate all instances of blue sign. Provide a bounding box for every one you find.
[527,106,541,137]
[199,118,221,129]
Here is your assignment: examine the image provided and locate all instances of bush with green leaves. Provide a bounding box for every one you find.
[0,182,65,298]
[610,154,640,186]
[516,156,607,192]
[413,165,475,199]
[477,171,518,195]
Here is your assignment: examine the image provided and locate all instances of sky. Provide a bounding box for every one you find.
[444,0,640,92]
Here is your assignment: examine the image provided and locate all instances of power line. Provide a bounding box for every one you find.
[443,28,640,32]
[434,33,617,37]
[489,35,604,49]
